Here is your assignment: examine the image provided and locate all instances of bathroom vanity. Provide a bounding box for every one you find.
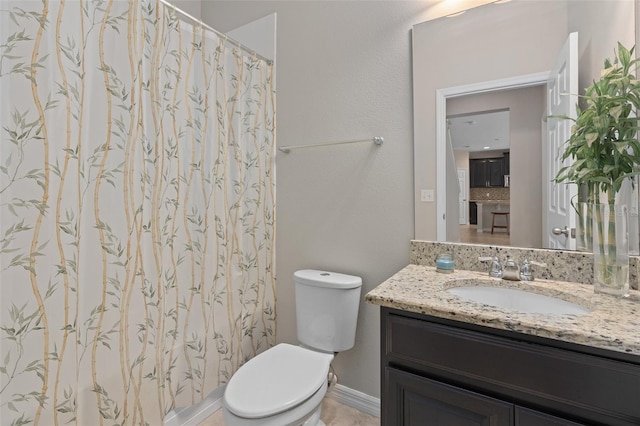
[367,263,640,425]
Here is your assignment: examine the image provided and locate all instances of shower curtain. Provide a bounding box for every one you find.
[0,0,276,424]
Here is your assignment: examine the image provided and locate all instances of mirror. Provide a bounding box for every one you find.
[412,0,637,249]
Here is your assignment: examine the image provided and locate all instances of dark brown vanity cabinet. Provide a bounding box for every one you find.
[380,307,640,425]
[386,368,512,425]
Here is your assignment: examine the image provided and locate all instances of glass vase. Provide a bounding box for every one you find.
[575,201,593,252]
[592,203,630,297]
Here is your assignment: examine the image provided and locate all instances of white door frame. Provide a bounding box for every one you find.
[435,72,550,241]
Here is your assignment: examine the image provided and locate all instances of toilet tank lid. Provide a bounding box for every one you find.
[294,269,362,289]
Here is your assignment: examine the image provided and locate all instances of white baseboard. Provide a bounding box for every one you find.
[164,386,225,426]
[327,383,381,418]
[163,383,381,425]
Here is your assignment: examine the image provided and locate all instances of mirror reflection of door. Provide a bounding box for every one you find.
[545,32,578,250]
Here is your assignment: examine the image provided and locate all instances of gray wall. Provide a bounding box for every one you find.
[172,0,201,19]
[202,1,424,398]
[568,0,636,90]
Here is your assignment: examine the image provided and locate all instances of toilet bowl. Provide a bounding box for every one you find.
[222,343,334,425]
[222,270,362,426]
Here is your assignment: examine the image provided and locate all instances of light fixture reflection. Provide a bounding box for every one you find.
[445,10,466,18]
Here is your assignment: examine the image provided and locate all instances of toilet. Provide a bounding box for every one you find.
[222,269,362,426]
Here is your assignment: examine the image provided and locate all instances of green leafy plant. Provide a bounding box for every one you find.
[555,42,640,203]
[554,42,640,295]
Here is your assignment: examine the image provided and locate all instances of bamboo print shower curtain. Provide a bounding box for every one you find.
[0,0,276,424]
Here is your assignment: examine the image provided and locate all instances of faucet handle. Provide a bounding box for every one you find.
[520,259,533,281]
[479,256,502,278]
[520,259,547,281]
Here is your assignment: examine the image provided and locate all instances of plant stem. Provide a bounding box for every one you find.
[607,198,617,286]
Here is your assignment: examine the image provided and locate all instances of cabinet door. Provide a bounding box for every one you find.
[386,368,512,426]
[487,159,504,187]
[516,407,585,426]
[470,159,486,188]
[469,202,477,225]
[503,152,510,175]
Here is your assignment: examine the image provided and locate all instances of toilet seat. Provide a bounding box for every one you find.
[222,380,328,426]
[224,343,334,419]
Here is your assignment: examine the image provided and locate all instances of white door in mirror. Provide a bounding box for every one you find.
[544,32,578,250]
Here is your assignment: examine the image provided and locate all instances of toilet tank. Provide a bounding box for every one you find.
[294,269,362,353]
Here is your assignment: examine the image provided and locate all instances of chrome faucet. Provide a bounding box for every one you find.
[479,256,548,281]
[502,256,520,281]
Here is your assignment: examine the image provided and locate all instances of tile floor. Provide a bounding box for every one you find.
[198,397,380,426]
[459,224,510,246]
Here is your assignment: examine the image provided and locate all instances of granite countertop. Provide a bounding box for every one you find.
[366,264,640,356]
[469,199,510,204]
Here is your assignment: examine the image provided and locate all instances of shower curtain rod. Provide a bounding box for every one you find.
[159,0,273,65]
[278,136,384,154]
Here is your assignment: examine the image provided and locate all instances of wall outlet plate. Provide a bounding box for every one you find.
[421,189,434,202]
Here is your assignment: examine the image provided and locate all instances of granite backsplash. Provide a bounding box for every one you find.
[411,240,639,291]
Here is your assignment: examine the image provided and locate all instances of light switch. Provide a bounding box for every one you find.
[421,189,434,202]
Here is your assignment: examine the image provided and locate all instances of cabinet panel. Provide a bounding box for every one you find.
[469,202,477,225]
[470,159,486,188]
[503,152,510,175]
[515,407,585,426]
[383,309,640,424]
[487,159,504,187]
[386,367,512,426]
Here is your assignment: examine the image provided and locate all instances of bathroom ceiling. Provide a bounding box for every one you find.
[448,109,510,152]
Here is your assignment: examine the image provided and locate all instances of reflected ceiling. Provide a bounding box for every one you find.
[448,110,510,152]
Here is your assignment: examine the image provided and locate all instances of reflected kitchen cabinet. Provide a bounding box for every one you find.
[469,201,478,225]
[503,152,510,175]
[470,158,504,188]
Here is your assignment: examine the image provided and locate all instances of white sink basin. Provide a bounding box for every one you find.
[447,285,590,316]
